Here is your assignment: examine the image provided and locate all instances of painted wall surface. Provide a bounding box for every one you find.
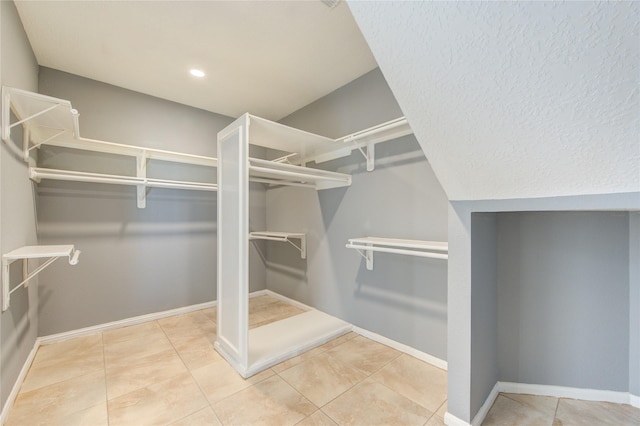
[497,211,630,392]
[348,1,640,200]
[268,69,449,360]
[0,0,40,410]
[448,195,638,423]
[35,68,266,335]
[630,212,640,397]
[470,213,498,417]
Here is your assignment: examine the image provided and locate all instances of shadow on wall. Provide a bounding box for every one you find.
[353,253,447,320]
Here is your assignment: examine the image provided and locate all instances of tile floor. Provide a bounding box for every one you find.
[484,392,640,426]
[5,294,640,425]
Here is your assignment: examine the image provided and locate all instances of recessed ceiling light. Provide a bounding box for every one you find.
[190,69,205,78]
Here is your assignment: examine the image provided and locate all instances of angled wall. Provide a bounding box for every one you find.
[348,1,639,201]
[0,0,40,412]
[268,69,449,361]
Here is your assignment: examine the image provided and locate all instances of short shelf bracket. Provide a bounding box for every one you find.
[249,232,306,259]
[2,245,81,311]
[346,237,448,271]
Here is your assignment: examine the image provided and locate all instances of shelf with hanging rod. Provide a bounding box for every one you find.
[346,237,448,270]
[2,245,81,311]
[249,231,306,259]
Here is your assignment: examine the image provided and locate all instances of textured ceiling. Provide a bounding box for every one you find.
[15,1,377,121]
[349,1,640,201]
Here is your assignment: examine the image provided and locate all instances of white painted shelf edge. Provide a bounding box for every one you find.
[2,245,80,311]
[249,231,306,259]
[346,237,448,270]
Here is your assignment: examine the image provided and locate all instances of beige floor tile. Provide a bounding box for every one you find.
[322,378,431,426]
[553,398,640,426]
[425,414,447,426]
[105,347,188,399]
[279,352,367,407]
[104,322,174,364]
[21,334,104,393]
[192,358,275,404]
[32,333,103,366]
[317,332,358,351]
[272,346,326,374]
[249,295,280,310]
[173,333,223,370]
[159,310,216,343]
[326,335,401,375]
[199,306,217,320]
[103,321,163,345]
[258,301,306,322]
[59,402,108,426]
[170,406,222,426]
[436,400,447,418]
[108,371,208,426]
[483,393,557,426]
[296,410,338,426]
[6,370,106,426]
[213,375,316,425]
[371,354,447,412]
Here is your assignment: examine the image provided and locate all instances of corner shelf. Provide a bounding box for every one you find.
[249,231,306,259]
[346,237,448,270]
[2,245,81,311]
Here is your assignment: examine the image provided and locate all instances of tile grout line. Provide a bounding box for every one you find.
[553,396,561,423]
[155,318,215,424]
[101,332,110,426]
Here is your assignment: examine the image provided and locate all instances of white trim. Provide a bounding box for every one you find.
[38,300,217,345]
[498,381,634,406]
[0,339,40,425]
[471,381,500,426]
[352,326,448,371]
[444,412,470,426]
[630,393,640,408]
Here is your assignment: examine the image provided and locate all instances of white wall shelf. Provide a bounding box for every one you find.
[296,117,413,171]
[2,87,360,207]
[249,231,306,259]
[346,237,448,270]
[2,245,80,311]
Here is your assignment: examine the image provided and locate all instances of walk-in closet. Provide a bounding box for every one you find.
[1,1,638,426]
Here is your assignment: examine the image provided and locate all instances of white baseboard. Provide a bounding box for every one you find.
[471,381,500,426]
[0,340,40,425]
[444,412,470,426]
[630,393,640,408]
[498,381,635,406]
[39,300,217,345]
[352,326,447,371]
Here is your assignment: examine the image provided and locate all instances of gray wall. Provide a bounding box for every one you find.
[630,212,640,397]
[448,193,639,423]
[0,0,40,411]
[496,211,630,392]
[470,213,498,417]
[268,68,449,360]
[36,68,266,335]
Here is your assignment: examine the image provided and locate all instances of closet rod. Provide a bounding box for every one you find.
[30,168,217,191]
[345,243,449,260]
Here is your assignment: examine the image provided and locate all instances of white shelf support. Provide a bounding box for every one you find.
[346,237,448,270]
[299,117,413,171]
[249,232,306,259]
[136,150,148,208]
[2,245,81,311]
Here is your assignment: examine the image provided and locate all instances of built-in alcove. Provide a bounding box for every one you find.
[470,210,638,417]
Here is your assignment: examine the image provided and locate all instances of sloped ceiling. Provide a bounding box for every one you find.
[15,1,377,121]
[348,1,639,201]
